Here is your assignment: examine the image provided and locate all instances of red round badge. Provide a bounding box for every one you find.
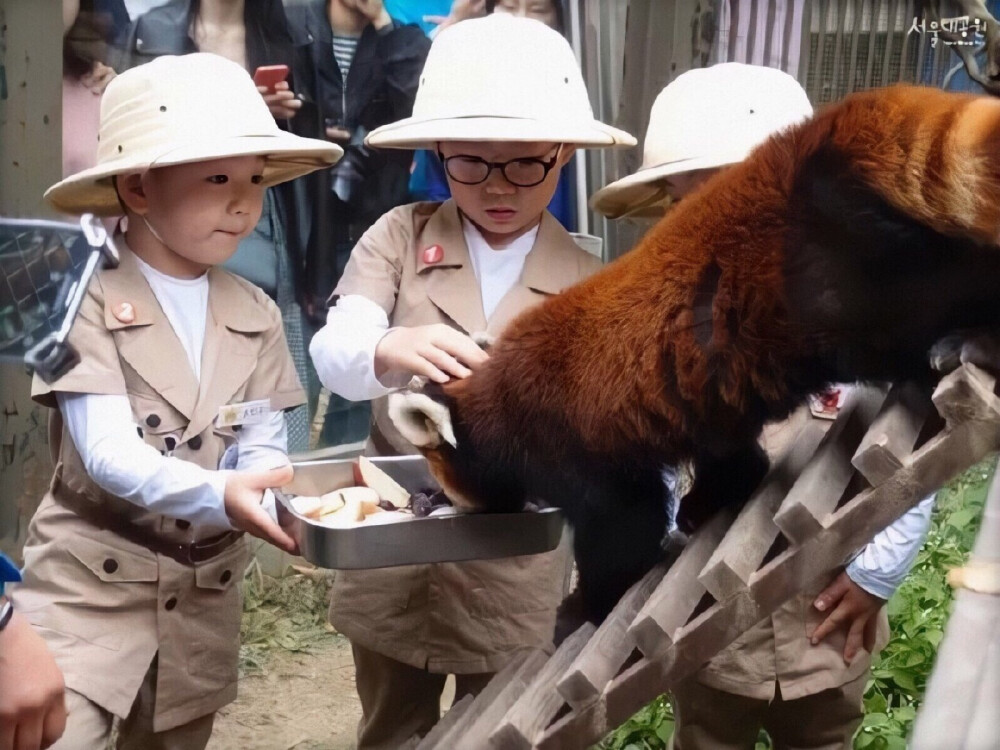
[422,244,443,264]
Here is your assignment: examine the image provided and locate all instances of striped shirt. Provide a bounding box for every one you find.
[332,33,360,80]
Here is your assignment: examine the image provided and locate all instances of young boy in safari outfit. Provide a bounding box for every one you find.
[10,53,340,749]
[309,14,635,748]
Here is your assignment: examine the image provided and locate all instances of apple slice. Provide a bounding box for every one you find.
[335,486,381,514]
[344,494,366,522]
[291,495,322,517]
[357,456,410,509]
[316,502,362,527]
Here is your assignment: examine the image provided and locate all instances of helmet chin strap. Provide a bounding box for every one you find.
[141,214,168,246]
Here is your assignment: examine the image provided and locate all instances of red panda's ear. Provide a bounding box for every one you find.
[388,392,458,449]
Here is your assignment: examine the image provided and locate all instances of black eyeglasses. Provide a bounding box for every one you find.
[437,147,561,187]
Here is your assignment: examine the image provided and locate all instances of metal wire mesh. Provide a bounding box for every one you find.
[0,219,88,359]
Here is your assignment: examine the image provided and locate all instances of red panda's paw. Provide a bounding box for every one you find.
[930,330,1000,376]
[675,488,726,535]
[930,334,965,373]
[553,587,588,645]
[677,444,770,534]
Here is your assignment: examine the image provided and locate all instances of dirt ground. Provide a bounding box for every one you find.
[208,634,457,750]
[207,636,362,750]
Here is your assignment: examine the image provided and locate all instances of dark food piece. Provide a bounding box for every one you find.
[408,488,453,518]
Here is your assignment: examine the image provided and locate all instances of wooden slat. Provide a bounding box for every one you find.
[629,511,732,658]
[774,387,886,543]
[420,649,543,750]
[536,367,1000,750]
[556,563,667,710]
[852,381,932,486]
[456,650,547,749]
[489,624,596,749]
[415,694,474,750]
[697,419,826,600]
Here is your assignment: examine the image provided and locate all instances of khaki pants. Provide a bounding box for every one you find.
[670,673,868,750]
[351,642,493,750]
[50,657,214,750]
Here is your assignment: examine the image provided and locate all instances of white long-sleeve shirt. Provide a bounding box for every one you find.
[845,493,935,599]
[57,393,286,531]
[310,217,536,401]
[55,255,287,531]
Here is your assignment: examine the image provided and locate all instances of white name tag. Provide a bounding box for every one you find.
[216,399,271,428]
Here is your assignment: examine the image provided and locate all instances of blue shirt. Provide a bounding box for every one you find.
[0,552,22,595]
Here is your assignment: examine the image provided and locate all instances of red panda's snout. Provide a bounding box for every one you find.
[387,390,486,511]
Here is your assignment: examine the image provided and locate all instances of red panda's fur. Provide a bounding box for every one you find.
[393,86,1000,623]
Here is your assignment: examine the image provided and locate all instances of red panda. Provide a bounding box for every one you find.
[389,85,1000,623]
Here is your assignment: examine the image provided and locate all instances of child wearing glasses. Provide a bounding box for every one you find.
[308,14,634,749]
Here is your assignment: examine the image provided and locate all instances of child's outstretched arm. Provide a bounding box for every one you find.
[56,392,296,552]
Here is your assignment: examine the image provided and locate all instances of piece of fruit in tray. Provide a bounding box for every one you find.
[290,487,383,526]
[355,456,410,508]
[290,458,459,527]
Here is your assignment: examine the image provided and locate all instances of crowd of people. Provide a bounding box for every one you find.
[0,2,940,750]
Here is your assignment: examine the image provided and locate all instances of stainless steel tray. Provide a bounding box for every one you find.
[275,456,565,569]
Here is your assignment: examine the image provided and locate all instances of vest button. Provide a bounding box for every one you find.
[146,414,161,428]
[175,519,191,530]
[102,559,118,574]
[220,570,232,584]
[165,597,177,611]
[188,435,202,450]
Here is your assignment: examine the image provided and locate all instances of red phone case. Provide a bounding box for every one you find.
[253,65,289,92]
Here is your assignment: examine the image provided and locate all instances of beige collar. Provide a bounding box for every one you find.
[413,200,588,334]
[99,242,271,440]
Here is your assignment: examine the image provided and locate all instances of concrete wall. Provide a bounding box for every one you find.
[0,0,63,553]
[0,0,63,220]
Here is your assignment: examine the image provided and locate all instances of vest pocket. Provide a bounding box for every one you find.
[66,535,159,583]
[54,535,160,651]
[186,541,248,684]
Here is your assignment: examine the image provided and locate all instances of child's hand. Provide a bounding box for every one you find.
[375,324,489,383]
[353,0,392,30]
[81,61,116,95]
[224,465,298,553]
[0,612,67,750]
[424,0,485,32]
[258,80,301,121]
[809,570,885,663]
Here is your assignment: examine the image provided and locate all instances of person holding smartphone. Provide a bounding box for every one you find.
[285,0,430,446]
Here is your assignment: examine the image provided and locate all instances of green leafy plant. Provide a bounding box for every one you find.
[238,561,337,677]
[595,694,674,750]
[597,457,995,750]
[856,457,993,748]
